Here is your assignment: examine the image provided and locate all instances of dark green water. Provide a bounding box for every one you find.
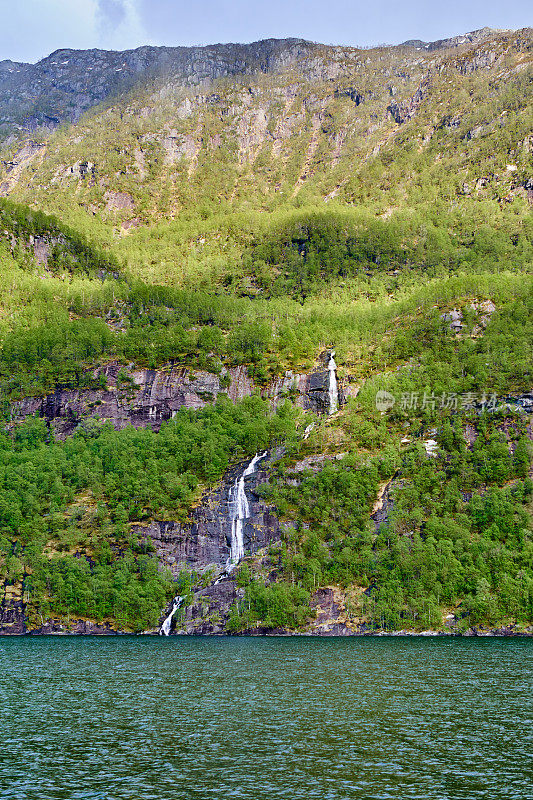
[1,637,531,800]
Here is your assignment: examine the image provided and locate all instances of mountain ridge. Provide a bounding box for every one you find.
[399,25,510,50]
[0,27,528,137]
[1,24,530,288]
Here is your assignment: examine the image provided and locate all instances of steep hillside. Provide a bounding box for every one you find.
[0,30,531,636]
[0,39,317,134]
[1,28,531,289]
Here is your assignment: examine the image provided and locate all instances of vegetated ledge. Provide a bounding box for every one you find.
[4,580,532,637]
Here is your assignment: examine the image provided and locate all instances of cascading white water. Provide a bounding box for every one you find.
[328,350,339,415]
[159,595,184,636]
[225,452,266,573]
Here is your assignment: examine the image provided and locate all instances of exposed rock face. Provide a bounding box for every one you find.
[388,79,429,124]
[0,141,46,193]
[0,451,283,637]
[178,581,240,635]
[0,574,123,634]
[104,190,135,211]
[0,29,514,140]
[10,361,346,437]
[2,230,61,267]
[134,454,283,579]
[371,479,395,529]
[268,366,345,414]
[0,602,122,635]
[169,583,355,636]
[308,587,353,635]
[0,39,317,133]
[59,160,96,180]
[28,619,120,635]
[0,582,26,634]
[10,362,254,437]
[2,29,529,219]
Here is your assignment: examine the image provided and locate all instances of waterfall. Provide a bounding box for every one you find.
[159,595,184,636]
[303,422,315,440]
[328,350,339,415]
[225,452,266,573]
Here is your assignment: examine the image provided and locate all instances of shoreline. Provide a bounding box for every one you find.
[2,628,532,638]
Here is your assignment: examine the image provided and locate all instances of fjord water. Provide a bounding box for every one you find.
[1,638,531,800]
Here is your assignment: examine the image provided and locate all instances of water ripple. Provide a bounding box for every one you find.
[0,637,531,800]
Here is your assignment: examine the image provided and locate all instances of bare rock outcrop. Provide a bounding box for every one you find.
[268,368,346,413]
[134,454,282,579]
[10,362,253,437]
[10,359,346,437]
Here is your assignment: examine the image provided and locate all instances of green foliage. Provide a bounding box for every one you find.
[227,581,311,631]
[0,33,532,635]
[260,412,532,630]
[246,204,533,299]
[0,316,114,397]
[357,288,533,414]
[0,397,299,630]
[0,197,120,277]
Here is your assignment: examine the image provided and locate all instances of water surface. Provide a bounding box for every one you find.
[1,636,531,800]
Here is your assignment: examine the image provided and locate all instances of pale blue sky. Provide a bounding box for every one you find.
[1,0,532,63]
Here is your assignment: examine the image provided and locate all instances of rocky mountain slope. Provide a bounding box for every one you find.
[0,29,508,134]
[0,27,529,292]
[1,31,530,205]
[0,29,531,637]
[0,39,317,133]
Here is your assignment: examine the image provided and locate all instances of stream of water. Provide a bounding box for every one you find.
[159,595,184,636]
[328,350,339,414]
[226,452,265,572]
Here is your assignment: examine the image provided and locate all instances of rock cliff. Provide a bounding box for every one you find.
[11,362,253,436]
[10,360,345,436]
[0,39,317,133]
[133,453,283,580]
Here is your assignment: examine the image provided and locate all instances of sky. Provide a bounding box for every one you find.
[1,0,531,64]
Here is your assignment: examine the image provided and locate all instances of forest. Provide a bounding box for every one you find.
[0,194,531,634]
[0,397,298,630]
[229,410,532,631]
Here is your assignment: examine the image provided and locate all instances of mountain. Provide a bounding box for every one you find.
[1,28,531,279]
[0,28,513,135]
[0,30,531,637]
[400,26,509,50]
[0,28,506,134]
[0,38,317,135]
